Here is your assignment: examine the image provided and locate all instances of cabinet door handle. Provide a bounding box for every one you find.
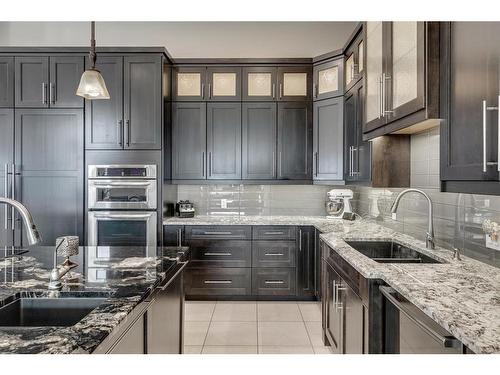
[49,83,55,104]
[201,83,205,99]
[379,75,383,119]
[272,83,276,99]
[498,95,500,172]
[278,151,282,177]
[264,231,284,235]
[3,164,9,230]
[299,229,302,252]
[265,280,285,285]
[315,152,319,176]
[204,252,232,256]
[11,164,15,230]
[208,83,212,99]
[381,73,386,118]
[482,100,500,172]
[118,120,123,146]
[313,83,317,98]
[383,74,394,116]
[41,83,47,104]
[125,120,130,147]
[202,152,206,178]
[204,280,232,284]
[209,152,212,177]
[265,252,284,256]
[272,151,276,177]
[279,83,283,99]
[177,228,182,247]
[202,231,232,235]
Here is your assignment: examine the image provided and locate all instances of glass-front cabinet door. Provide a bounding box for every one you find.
[313,57,343,101]
[364,21,385,132]
[387,22,425,122]
[206,67,241,101]
[277,66,312,101]
[173,66,206,101]
[345,32,364,92]
[242,67,277,101]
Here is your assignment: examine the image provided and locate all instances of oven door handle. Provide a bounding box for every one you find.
[91,212,154,220]
[89,181,154,187]
[380,286,460,348]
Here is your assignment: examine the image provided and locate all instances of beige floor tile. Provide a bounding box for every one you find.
[184,321,210,346]
[305,321,324,347]
[185,301,215,322]
[205,322,258,346]
[202,346,258,354]
[212,302,257,322]
[259,346,314,354]
[257,302,302,322]
[183,345,203,354]
[313,346,332,354]
[298,302,322,322]
[258,321,311,346]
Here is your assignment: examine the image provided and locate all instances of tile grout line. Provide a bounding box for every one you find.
[200,301,217,352]
[298,304,315,352]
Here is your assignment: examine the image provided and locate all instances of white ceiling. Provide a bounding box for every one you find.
[0,22,358,58]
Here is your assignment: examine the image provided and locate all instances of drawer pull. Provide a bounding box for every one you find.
[264,231,284,235]
[264,280,285,285]
[264,252,284,256]
[204,252,232,256]
[204,280,232,284]
[202,231,233,235]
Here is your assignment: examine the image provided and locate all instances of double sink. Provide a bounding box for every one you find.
[345,240,444,264]
[0,293,109,328]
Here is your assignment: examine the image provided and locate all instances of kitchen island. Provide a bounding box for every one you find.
[164,215,500,354]
[0,246,189,354]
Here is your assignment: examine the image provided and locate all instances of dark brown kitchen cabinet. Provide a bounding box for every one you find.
[242,102,277,179]
[49,56,84,108]
[345,80,371,183]
[242,67,278,101]
[207,102,242,179]
[0,109,14,247]
[313,57,343,101]
[440,22,500,194]
[108,313,146,354]
[206,66,242,101]
[364,22,439,137]
[85,55,124,149]
[277,102,312,180]
[124,55,162,149]
[0,57,14,107]
[15,56,83,108]
[323,260,342,353]
[343,281,365,354]
[345,31,364,93]
[14,109,84,246]
[163,225,184,247]
[172,66,206,101]
[277,66,312,101]
[313,97,344,181]
[172,102,207,179]
[297,226,316,298]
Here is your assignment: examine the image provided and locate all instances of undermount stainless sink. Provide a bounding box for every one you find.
[0,297,107,327]
[345,240,444,264]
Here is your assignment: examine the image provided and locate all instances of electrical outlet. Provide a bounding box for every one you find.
[485,235,500,251]
[221,199,227,209]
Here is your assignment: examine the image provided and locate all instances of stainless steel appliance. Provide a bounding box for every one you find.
[380,286,464,354]
[175,200,195,218]
[87,165,158,246]
[326,189,354,219]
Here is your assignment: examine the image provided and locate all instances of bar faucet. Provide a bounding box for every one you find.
[390,188,435,249]
[0,197,41,245]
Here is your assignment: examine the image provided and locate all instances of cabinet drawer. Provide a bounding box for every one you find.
[185,268,251,296]
[185,225,251,240]
[189,240,251,267]
[252,241,296,267]
[252,226,296,240]
[252,267,296,296]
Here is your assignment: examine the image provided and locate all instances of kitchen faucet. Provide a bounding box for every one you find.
[390,188,435,249]
[0,197,41,245]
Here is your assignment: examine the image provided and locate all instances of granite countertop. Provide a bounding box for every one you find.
[0,246,189,354]
[164,215,500,354]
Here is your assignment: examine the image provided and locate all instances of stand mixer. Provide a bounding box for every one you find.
[326,189,355,220]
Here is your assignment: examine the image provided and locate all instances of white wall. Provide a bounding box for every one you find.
[0,21,358,58]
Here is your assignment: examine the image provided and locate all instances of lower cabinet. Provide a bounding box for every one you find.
[176,224,317,300]
[108,310,146,354]
[322,240,369,354]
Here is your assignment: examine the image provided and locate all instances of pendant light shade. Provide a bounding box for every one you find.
[76,21,110,100]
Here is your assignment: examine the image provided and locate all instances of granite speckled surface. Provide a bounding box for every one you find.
[164,215,500,354]
[0,246,188,354]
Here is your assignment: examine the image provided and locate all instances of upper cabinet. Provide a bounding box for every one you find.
[243,67,277,101]
[345,32,364,92]
[85,54,164,150]
[173,66,241,101]
[15,56,84,108]
[313,57,344,101]
[440,22,500,194]
[277,66,312,101]
[363,22,439,138]
[0,57,14,107]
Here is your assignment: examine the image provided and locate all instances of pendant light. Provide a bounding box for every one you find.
[76,21,110,99]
